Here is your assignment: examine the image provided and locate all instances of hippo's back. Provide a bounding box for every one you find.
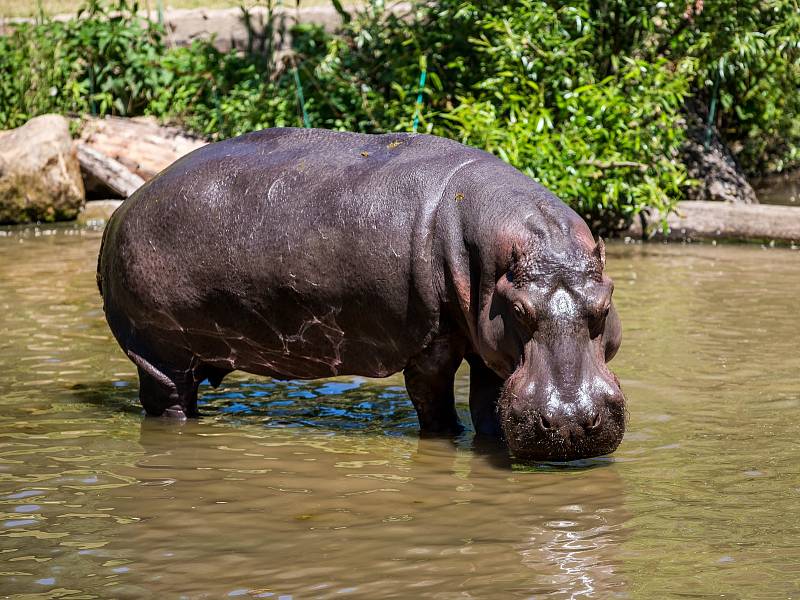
[99,128,493,378]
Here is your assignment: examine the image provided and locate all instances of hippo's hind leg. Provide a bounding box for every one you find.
[128,350,201,419]
[403,334,466,435]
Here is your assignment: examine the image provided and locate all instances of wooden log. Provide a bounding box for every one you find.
[626,201,800,244]
[78,116,206,180]
[76,143,145,198]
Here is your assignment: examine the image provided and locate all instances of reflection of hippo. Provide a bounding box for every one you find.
[98,128,624,460]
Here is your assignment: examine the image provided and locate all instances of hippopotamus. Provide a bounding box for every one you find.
[97,127,625,460]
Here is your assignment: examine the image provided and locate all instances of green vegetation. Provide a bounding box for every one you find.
[1,0,798,231]
[0,1,166,125]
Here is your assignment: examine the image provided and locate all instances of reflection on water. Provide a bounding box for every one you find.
[0,224,798,598]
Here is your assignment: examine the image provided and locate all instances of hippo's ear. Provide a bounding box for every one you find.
[496,243,521,300]
[593,237,606,271]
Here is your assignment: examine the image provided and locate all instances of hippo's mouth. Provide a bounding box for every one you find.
[496,387,626,462]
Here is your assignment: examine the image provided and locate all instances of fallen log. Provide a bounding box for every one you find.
[626,201,800,244]
[76,143,145,198]
[78,116,206,181]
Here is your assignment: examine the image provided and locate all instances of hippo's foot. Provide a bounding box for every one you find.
[161,405,189,420]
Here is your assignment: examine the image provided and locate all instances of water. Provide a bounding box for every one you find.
[754,171,800,205]
[1,224,799,598]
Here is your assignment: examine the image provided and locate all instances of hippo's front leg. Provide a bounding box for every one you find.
[403,334,466,434]
[465,355,504,436]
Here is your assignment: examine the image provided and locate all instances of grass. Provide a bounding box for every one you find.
[0,0,349,18]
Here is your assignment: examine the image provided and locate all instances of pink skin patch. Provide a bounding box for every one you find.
[573,225,597,255]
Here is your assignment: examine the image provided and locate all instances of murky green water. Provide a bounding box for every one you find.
[1,224,799,599]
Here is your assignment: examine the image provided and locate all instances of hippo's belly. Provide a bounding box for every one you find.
[165,285,425,380]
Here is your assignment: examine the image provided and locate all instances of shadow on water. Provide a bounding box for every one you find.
[68,376,422,434]
[68,375,618,475]
[198,376,422,435]
[67,380,144,415]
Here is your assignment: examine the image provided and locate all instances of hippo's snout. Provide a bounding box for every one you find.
[499,373,626,461]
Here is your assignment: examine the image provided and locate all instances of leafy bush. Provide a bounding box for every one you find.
[0,0,167,128]
[308,1,695,230]
[320,0,800,224]
[571,0,800,173]
[146,41,295,139]
[670,0,800,173]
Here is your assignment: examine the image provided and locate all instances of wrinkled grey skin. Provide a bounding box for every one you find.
[98,128,625,461]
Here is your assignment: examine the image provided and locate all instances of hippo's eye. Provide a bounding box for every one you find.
[512,303,536,331]
[589,304,610,338]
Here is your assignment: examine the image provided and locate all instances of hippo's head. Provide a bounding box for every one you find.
[475,234,625,461]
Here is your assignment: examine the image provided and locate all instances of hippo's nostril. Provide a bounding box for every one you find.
[538,413,552,431]
[588,411,602,431]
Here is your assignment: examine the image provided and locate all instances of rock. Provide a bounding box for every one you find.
[681,108,758,204]
[1,4,368,52]
[0,114,85,224]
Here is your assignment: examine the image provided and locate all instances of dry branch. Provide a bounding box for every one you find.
[578,159,649,172]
